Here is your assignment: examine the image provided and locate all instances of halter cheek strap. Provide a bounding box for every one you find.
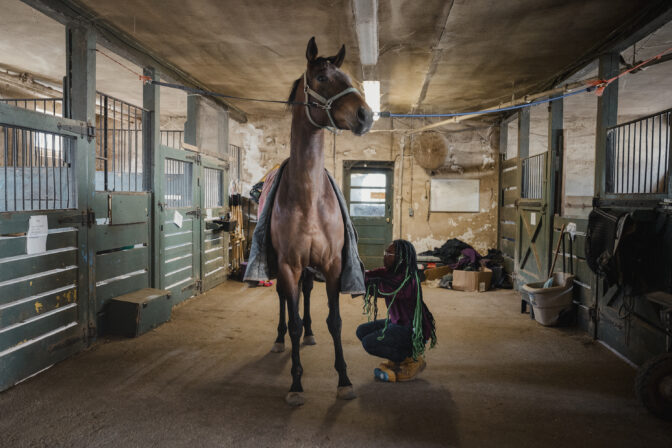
[303,72,359,134]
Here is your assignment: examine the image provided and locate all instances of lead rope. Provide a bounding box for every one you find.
[363,261,437,360]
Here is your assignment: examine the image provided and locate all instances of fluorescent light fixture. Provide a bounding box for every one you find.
[353,0,378,65]
[363,80,380,121]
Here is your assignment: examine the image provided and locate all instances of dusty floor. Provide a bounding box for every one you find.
[1,281,670,447]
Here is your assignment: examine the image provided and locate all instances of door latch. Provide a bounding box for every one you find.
[186,207,202,219]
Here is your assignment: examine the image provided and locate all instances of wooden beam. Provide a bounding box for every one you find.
[144,67,162,289]
[21,0,247,123]
[66,23,97,341]
[594,52,619,198]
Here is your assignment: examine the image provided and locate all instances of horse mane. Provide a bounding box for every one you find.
[287,77,302,110]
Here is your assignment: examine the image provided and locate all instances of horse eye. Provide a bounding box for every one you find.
[317,75,328,83]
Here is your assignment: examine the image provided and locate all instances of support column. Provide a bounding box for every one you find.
[66,24,97,340]
[184,94,198,146]
[594,52,619,198]
[546,96,563,273]
[514,108,530,278]
[144,67,162,288]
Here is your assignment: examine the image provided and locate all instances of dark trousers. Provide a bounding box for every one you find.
[356,319,413,363]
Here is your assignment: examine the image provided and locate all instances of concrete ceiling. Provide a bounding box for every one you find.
[1,0,670,124]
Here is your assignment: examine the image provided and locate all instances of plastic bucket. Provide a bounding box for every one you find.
[522,273,575,326]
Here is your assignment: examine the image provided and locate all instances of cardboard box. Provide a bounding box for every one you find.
[423,265,453,281]
[452,267,493,292]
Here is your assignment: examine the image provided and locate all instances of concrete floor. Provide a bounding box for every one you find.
[1,281,670,447]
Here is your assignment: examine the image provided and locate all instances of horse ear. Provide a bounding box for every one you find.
[331,45,346,67]
[306,37,318,62]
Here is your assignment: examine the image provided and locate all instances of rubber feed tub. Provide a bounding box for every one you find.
[522,273,575,326]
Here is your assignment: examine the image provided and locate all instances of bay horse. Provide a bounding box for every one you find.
[270,37,373,406]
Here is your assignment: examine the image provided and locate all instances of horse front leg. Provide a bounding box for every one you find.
[325,264,355,400]
[302,269,316,346]
[271,294,287,353]
[278,264,305,406]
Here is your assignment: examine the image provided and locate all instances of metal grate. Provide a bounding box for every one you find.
[164,158,192,208]
[95,92,146,192]
[204,167,223,208]
[606,109,671,195]
[0,98,63,117]
[160,130,184,149]
[521,153,545,199]
[229,144,241,182]
[1,125,75,211]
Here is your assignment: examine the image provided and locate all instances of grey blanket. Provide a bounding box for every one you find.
[243,160,365,295]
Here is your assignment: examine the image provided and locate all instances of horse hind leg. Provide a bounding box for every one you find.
[325,265,355,400]
[271,294,286,353]
[302,269,316,346]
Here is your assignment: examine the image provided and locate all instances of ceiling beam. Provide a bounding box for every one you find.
[412,1,455,113]
[20,0,248,123]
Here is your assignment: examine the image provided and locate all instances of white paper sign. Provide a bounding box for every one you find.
[174,210,184,228]
[206,208,213,219]
[27,215,48,254]
[530,212,537,226]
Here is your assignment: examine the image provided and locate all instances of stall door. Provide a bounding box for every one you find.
[0,103,90,391]
[200,155,229,291]
[160,145,200,303]
[516,153,550,287]
[344,163,394,269]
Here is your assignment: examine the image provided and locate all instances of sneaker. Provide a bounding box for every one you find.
[373,366,397,382]
[395,356,426,382]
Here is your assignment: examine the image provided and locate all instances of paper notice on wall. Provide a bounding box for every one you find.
[530,212,537,226]
[174,210,184,228]
[206,209,213,219]
[26,215,48,254]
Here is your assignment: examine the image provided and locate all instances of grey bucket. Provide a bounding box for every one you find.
[522,273,575,326]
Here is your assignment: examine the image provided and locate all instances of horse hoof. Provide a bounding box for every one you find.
[285,391,305,407]
[270,342,285,353]
[337,385,356,400]
[303,335,316,346]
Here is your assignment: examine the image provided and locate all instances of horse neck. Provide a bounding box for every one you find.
[286,105,326,199]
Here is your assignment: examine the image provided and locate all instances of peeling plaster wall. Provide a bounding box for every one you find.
[230,115,499,255]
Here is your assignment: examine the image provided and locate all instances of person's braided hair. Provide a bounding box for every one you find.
[363,239,437,359]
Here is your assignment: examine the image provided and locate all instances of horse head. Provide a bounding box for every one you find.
[300,37,373,136]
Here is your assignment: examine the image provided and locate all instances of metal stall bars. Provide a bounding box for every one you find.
[0,102,91,391]
[0,98,63,117]
[92,92,154,333]
[606,108,671,197]
[160,130,184,149]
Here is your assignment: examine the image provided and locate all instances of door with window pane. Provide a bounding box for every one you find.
[344,163,394,269]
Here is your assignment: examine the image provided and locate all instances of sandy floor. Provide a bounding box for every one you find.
[1,281,670,447]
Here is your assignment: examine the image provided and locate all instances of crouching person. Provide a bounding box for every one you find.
[356,239,437,382]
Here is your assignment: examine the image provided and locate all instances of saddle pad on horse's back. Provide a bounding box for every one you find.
[243,160,365,295]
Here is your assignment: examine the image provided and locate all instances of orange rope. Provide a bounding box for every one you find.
[95,49,152,83]
[593,46,672,96]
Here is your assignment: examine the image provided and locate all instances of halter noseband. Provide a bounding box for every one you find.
[303,72,359,134]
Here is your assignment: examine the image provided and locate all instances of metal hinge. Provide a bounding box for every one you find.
[186,207,202,219]
[58,209,95,227]
[57,122,96,142]
[181,279,202,292]
[186,154,202,164]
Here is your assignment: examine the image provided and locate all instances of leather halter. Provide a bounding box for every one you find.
[303,72,359,134]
